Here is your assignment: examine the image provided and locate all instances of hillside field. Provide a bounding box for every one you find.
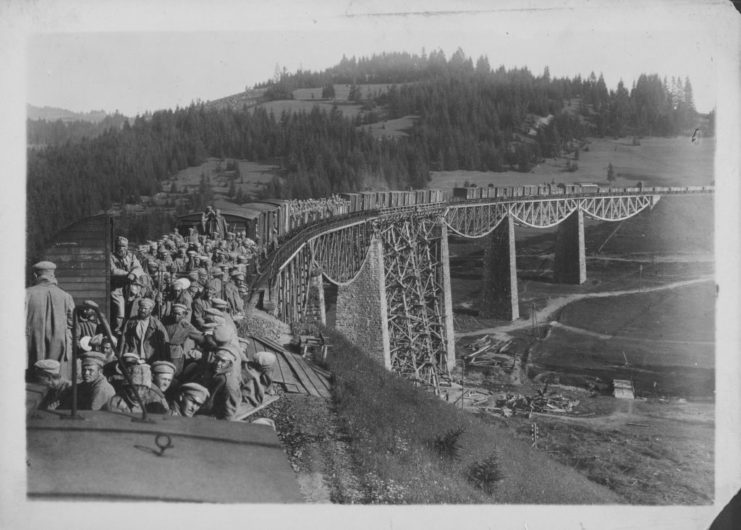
[292,83,397,102]
[430,136,715,190]
[258,99,362,119]
[167,158,277,200]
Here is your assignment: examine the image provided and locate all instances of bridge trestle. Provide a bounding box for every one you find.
[377,214,455,386]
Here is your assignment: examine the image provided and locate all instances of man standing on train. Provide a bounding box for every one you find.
[110,235,143,334]
[26,261,76,380]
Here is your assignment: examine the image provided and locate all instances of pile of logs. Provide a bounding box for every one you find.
[463,334,517,368]
[484,388,581,417]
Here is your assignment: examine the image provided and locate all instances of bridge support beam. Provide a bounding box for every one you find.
[481,214,519,321]
[334,237,391,369]
[305,268,326,326]
[554,209,586,284]
[439,222,457,370]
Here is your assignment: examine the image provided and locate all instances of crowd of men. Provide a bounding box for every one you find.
[26,213,280,421]
[286,195,350,231]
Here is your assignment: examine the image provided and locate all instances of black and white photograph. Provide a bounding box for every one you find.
[2,0,740,528]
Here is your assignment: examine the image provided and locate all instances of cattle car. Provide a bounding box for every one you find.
[579,183,600,193]
[340,193,361,212]
[38,214,112,319]
[429,189,445,203]
[452,187,477,200]
[176,199,258,238]
[239,201,287,243]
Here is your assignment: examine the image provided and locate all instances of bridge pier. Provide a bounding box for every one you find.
[554,209,586,284]
[481,214,519,321]
[439,222,457,370]
[334,236,391,369]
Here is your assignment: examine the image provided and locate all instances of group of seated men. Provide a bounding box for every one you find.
[31,321,277,421]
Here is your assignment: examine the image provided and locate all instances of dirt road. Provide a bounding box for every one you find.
[457,276,714,338]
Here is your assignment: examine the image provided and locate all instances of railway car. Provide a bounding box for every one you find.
[429,189,445,203]
[241,200,290,242]
[176,198,259,238]
[579,183,600,193]
[340,192,360,212]
[38,214,112,318]
[452,187,476,200]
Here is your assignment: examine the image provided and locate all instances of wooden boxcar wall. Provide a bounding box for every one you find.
[43,215,111,318]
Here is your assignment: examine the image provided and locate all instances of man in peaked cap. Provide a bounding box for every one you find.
[76,352,116,411]
[73,300,103,363]
[122,297,170,363]
[26,260,76,379]
[210,299,237,332]
[110,234,144,334]
[105,363,169,414]
[193,348,242,420]
[171,246,188,274]
[30,359,72,411]
[241,350,277,408]
[169,383,209,417]
[210,266,225,298]
[151,360,176,394]
[163,302,200,376]
[223,271,246,316]
[192,280,218,331]
[196,267,210,287]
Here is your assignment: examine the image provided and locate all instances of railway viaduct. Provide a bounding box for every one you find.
[254,187,712,386]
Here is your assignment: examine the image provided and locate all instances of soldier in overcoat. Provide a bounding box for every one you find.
[26,261,76,379]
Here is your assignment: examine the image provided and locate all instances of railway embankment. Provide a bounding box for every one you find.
[258,327,624,504]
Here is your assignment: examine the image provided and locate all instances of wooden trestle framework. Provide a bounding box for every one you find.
[376,214,451,384]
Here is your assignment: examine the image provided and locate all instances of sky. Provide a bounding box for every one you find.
[21,0,737,116]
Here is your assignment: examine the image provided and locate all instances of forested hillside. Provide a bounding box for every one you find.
[27,49,706,263]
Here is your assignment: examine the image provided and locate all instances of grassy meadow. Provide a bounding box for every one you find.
[430,136,715,190]
[167,157,277,200]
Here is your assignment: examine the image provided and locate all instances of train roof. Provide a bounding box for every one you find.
[245,199,290,207]
[27,407,303,503]
[239,201,284,212]
[177,204,262,222]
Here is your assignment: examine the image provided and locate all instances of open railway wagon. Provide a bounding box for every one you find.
[340,188,445,210]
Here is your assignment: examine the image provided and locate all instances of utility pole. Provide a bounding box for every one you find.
[530,301,536,337]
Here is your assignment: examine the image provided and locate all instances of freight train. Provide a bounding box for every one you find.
[175,184,712,245]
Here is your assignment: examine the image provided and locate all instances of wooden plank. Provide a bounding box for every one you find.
[243,334,330,397]
[278,351,322,397]
[297,357,331,396]
[274,354,303,393]
[305,360,332,393]
[273,350,312,395]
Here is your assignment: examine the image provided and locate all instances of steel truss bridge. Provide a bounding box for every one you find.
[253,187,712,387]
